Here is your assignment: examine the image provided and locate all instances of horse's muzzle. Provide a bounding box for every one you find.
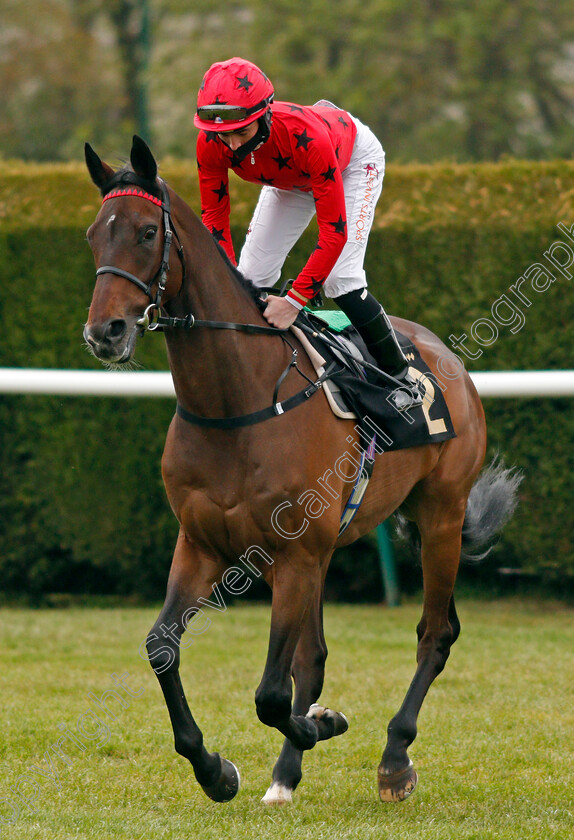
[83,318,139,363]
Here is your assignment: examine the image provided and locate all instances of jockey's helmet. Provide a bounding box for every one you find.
[195,58,274,132]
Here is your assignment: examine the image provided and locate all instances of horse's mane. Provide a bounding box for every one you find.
[213,241,267,313]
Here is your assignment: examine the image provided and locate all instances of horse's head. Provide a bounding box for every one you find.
[83,136,184,364]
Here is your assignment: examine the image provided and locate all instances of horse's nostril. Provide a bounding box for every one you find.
[106,319,127,340]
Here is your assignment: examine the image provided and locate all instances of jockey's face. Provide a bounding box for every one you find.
[217,120,259,151]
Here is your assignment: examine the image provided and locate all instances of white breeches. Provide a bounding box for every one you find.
[237,117,385,298]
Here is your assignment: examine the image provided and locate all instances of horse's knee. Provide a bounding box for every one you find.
[449,599,461,644]
[416,617,426,642]
[255,685,292,727]
[416,622,458,673]
[145,624,180,675]
[309,646,328,675]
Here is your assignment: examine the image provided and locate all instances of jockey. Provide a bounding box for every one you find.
[194,57,422,411]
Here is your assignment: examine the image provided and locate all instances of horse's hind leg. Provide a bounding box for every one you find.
[145,531,239,803]
[262,586,341,804]
[378,500,464,803]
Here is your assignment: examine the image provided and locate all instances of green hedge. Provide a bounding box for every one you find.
[1,159,573,601]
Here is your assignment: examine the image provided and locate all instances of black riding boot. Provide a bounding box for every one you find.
[334,288,423,411]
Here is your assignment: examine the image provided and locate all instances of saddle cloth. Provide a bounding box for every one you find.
[291,310,456,453]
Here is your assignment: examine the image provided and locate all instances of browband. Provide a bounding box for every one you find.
[103,188,163,207]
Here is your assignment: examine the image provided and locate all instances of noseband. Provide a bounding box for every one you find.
[96,180,186,326]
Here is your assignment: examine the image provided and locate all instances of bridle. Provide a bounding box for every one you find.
[93,178,343,427]
[90,170,417,428]
[95,179,282,335]
[96,179,186,330]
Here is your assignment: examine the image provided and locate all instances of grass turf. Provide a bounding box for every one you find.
[0,600,572,839]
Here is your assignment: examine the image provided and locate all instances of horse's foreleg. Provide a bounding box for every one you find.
[146,532,239,802]
[255,560,347,760]
[262,586,346,804]
[378,519,462,803]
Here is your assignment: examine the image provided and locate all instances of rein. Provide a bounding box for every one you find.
[95,182,339,428]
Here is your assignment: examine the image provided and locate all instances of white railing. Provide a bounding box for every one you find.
[0,368,176,397]
[469,370,574,397]
[0,368,573,398]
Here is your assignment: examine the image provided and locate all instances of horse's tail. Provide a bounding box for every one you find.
[395,457,523,562]
[459,457,523,561]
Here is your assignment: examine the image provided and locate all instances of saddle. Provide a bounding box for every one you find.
[291,309,456,454]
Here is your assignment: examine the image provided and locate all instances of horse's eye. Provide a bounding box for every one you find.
[143,226,158,242]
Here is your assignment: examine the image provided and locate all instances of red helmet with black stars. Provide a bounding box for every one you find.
[194,57,274,132]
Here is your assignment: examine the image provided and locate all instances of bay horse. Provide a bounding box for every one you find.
[83,136,520,805]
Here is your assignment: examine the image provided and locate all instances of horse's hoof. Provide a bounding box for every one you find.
[378,760,418,802]
[261,782,293,805]
[201,758,241,803]
[306,703,349,739]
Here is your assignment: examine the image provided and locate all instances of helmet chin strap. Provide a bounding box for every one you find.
[230,112,272,162]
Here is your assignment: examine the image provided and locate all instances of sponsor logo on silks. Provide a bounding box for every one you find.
[355,164,380,242]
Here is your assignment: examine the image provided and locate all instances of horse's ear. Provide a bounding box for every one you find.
[84,143,115,190]
[130,135,157,182]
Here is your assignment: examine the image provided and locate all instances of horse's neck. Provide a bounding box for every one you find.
[163,201,286,417]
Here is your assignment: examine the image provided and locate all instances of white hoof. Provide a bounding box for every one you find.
[261,782,293,805]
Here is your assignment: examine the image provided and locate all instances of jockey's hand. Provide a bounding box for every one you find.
[263,295,300,329]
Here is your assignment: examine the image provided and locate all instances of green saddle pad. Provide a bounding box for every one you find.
[303,308,352,332]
